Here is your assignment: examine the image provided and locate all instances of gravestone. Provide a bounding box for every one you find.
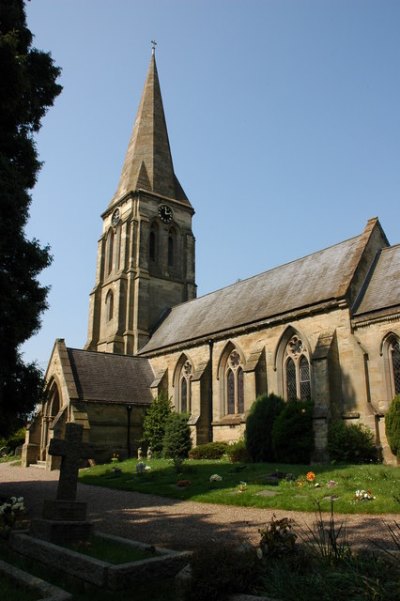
[30,422,94,544]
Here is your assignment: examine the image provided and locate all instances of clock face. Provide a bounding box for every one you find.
[111,208,120,226]
[159,204,173,223]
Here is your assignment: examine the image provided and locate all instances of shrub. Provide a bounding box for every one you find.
[272,400,314,464]
[162,413,192,463]
[187,543,261,601]
[245,393,285,462]
[328,421,377,463]
[385,394,400,457]
[189,442,229,460]
[226,439,250,463]
[142,393,172,455]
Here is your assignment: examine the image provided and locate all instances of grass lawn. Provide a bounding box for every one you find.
[64,535,157,564]
[79,458,400,514]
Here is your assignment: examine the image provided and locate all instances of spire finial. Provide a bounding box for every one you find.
[151,40,157,55]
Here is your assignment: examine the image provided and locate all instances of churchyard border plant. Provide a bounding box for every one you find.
[79,459,400,514]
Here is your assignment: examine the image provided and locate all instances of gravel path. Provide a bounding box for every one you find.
[1,462,399,551]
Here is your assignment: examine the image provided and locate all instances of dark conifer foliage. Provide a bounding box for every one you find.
[0,0,62,435]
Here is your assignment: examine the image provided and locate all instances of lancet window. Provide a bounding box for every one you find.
[389,337,400,396]
[283,335,311,401]
[178,359,192,413]
[225,349,245,414]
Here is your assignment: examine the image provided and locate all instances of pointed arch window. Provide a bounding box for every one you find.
[177,359,192,413]
[149,223,158,262]
[106,229,114,275]
[105,290,114,321]
[168,227,176,268]
[224,349,245,414]
[283,335,311,401]
[387,336,400,397]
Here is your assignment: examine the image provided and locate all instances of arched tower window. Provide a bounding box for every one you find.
[283,334,311,401]
[105,290,114,321]
[105,229,114,275]
[224,349,245,414]
[175,357,193,414]
[149,223,158,263]
[168,227,176,267]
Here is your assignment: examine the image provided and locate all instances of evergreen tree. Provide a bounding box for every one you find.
[162,412,192,461]
[0,0,62,435]
[245,393,284,462]
[142,393,172,454]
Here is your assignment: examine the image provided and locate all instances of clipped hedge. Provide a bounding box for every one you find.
[189,442,229,460]
[226,439,250,463]
[245,393,285,462]
[385,394,400,457]
[328,420,377,463]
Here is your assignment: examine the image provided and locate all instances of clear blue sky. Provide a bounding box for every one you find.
[22,0,400,369]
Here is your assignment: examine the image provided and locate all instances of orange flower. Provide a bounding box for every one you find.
[306,471,316,482]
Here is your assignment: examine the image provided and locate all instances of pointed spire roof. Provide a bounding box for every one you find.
[111,52,190,206]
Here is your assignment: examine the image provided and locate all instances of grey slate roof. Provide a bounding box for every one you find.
[67,348,154,404]
[354,245,400,317]
[140,232,370,354]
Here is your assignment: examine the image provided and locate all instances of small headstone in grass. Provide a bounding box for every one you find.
[256,490,281,498]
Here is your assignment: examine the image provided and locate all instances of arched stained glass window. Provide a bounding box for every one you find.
[283,334,312,402]
[227,369,235,414]
[224,349,245,415]
[237,368,244,413]
[176,358,192,413]
[181,378,188,413]
[286,357,297,401]
[299,355,311,400]
[390,338,400,395]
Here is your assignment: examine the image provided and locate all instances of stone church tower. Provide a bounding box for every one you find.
[85,51,196,355]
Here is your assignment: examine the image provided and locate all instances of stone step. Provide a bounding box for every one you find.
[30,461,46,469]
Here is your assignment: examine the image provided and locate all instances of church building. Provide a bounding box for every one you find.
[22,51,400,468]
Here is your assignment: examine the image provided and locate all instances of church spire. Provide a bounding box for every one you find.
[111,51,189,205]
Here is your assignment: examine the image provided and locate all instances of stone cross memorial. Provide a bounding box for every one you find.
[49,422,93,501]
[30,422,94,544]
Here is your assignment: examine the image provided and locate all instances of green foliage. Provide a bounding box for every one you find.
[189,442,228,460]
[186,543,261,601]
[0,0,62,436]
[258,515,297,558]
[226,439,250,463]
[245,393,285,462]
[142,393,172,454]
[0,427,26,453]
[328,421,377,464]
[162,412,192,462]
[272,400,314,464]
[385,394,400,457]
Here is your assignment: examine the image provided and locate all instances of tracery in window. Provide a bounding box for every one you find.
[283,335,311,401]
[178,359,192,413]
[225,349,245,414]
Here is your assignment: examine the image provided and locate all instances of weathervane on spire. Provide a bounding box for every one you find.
[151,40,157,55]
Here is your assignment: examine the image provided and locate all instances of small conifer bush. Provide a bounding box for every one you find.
[162,413,192,461]
[272,400,314,464]
[385,394,400,457]
[328,420,377,463]
[245,393,285,462]
[142,393,172,455]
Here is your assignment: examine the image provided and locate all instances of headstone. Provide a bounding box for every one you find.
[30,422,94,544]
[147,446,153,460]
[137,446,143,460]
